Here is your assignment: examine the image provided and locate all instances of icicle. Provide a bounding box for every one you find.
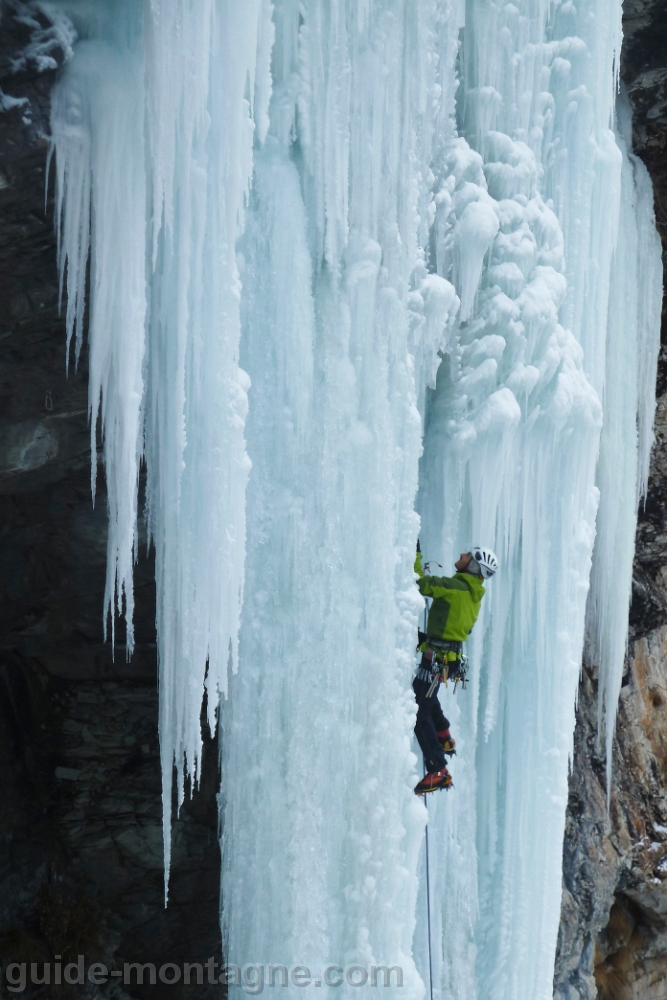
[51,37,147,656]
[586,87,663,802]
[142,0,273,897]
[49,0,274,900]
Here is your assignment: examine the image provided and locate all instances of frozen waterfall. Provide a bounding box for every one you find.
[47,0,661,998]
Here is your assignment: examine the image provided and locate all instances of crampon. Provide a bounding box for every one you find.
[414,767,452,795]
[437,729,456,756]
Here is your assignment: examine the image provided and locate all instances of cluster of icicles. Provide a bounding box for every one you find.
[44,0,661,997]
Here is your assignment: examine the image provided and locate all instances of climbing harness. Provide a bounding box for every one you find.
[426,637,463,654]
[416,642,468,694]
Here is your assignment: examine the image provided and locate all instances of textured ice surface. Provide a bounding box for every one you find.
[585,87,662,798]
[48,0,661,998]
[50,0,273,892]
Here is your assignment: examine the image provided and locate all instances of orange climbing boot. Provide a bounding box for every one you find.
[437,729,456,756]
[414,767,452,795]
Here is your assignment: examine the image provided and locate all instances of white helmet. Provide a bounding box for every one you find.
[472,546,498,579]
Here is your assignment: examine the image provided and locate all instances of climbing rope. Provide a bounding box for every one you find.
[422,594,435,1000]
[424,788,434,1000]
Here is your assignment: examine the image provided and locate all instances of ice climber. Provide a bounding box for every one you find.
[413,543,498,795]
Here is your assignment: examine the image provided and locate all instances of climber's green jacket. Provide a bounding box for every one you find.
[415,550,486,643]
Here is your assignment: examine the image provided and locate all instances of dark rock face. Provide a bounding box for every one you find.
[554,2,667,997]
[625,0,667,641]
[0,4,220,996]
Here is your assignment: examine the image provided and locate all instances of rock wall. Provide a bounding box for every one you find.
[556,635,667,1000]
[555,1,667,997]
[0,5,220,997]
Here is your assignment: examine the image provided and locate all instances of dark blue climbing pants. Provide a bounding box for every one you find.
[413,672,450,775]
